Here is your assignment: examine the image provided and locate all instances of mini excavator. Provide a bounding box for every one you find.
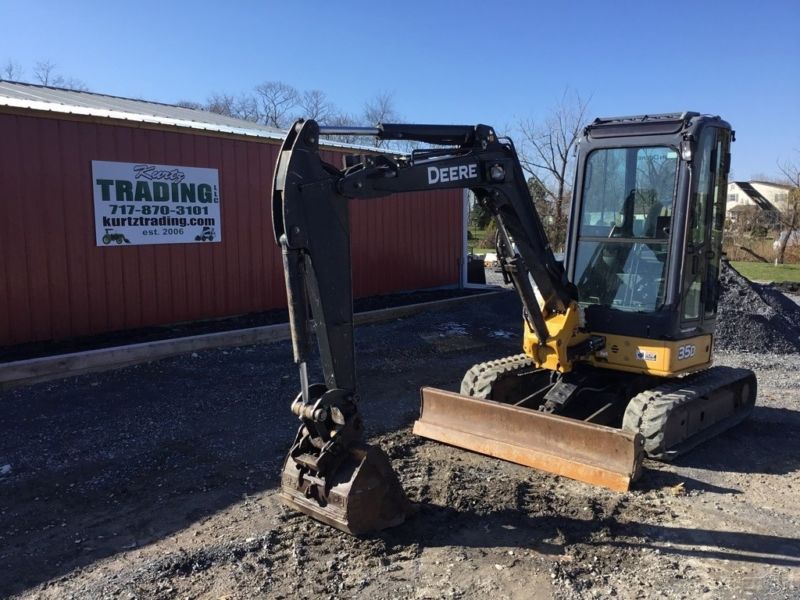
[271,114,757,534]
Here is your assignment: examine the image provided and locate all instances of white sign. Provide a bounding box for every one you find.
[92,161,221,246]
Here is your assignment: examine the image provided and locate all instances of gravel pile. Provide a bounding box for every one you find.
[716,261,800,353]
[771,280,800,295]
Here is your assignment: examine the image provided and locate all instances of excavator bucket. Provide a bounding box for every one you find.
[414,387,643,492]
[279,443,410,536]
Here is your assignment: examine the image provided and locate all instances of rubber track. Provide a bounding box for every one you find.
[622,366,756,460]
[460,354,534,398]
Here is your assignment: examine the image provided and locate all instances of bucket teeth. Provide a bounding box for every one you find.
[414,387,643,492]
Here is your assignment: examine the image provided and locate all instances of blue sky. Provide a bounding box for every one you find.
[1,0,798,179]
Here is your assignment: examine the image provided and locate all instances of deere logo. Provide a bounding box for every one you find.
[427,164,478,185]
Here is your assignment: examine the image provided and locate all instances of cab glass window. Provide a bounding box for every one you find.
[575,146,678,312]
[579,147,678,239]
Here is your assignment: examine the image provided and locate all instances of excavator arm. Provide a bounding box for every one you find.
[272,120,619,535]
[274,120,600,382]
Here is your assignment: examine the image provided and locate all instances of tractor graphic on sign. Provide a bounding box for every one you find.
[195,226,216,241]
[102,228,131,245]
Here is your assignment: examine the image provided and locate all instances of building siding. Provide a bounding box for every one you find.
[0,112,463,346]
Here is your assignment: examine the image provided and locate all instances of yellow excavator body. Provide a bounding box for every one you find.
[272,114,757,535]
[581,332,713,376]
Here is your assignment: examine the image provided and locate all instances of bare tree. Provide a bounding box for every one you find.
[363,91,398,123]
[320,112,363,144]
[30,60,88,90]
[61,77,89,91]
[775,155,800,264]
[254,81,299,128]
[233,93,260,122]
[175,100,204,110]
[168,83,404,148]
[297,89,336,122]
[33,60,61,86]
[517,90,591,237]
[206,92,237,117]
[2,59,23,81]
[362,91,401,147]
[203,92,260,122]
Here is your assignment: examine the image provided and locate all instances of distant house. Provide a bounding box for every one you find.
[727,181,794,214]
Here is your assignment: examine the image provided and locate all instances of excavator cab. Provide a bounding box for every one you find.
[272,115,755,536]
[567,113,733,358]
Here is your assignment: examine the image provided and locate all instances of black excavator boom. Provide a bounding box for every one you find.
[271,119,630,534]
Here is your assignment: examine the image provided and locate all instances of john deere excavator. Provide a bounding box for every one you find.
[271,113,757,534]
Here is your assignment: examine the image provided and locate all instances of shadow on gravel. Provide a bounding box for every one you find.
[639,469,743,495]
[380,504,800,568]
[669,407,800,475]
[0,346,297,598]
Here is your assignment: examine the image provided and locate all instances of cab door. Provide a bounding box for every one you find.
[681,127,730,330]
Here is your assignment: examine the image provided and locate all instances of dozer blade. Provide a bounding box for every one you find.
[279,443,410,536]
[414,387,643,492]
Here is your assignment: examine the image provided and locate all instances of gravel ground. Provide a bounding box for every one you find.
[1,289,799,599]
[484,266,513,288]
[0,288,489,362]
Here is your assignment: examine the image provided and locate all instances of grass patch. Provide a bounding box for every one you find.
[467,226,493,256]
[730,261,800,282]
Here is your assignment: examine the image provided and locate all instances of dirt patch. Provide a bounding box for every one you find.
[13,416,799,599]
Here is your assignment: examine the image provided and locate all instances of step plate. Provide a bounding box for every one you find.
[414,387,643,492]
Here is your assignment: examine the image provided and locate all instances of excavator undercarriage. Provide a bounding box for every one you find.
[271,114,757,535]
[415,358,757,492]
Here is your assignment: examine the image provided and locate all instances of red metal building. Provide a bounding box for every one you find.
[0,82,465,347]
